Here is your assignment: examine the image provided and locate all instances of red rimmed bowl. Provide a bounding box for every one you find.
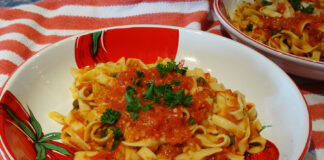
[0,25,310,159]
[214,0,324,80]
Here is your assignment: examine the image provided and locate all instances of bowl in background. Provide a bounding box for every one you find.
[214,0,324,80]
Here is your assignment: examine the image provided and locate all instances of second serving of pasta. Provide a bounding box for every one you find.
[231,0,324,61]
[50,58,267,160]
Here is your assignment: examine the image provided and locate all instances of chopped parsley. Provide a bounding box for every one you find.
[134,71,144,86]
[110,127,124,151]
[171,79,180,85]
[188,117,195,125]
[155,84,172,98]
[100,108,121,124]
[291,0,301,10]
[129,112,139,120]
[156,59,188,77]
[126,86,137,94]
[246,24,253,32]
[143,81,193,108]
[136,71,144,78]
[130,77,135,84]
[125,86,142,120]
[136,79,142,86]
[164,89,193,108]
[143,104,154,111]
[262,0,272,6]
[301,4,314,13]
[143,81,155,100]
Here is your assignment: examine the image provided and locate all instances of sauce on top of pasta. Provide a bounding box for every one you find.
[49,58,278,160]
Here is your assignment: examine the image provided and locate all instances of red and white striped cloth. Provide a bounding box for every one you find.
[0,0,323,159]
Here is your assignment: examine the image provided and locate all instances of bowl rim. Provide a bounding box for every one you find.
[0,24,312,160]
[213,0,324,69]
[213,1,312,159]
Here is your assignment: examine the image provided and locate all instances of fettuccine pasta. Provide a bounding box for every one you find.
[231,0,324,61]
[50,57,268,160]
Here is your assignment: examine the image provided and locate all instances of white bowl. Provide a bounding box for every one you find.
[214,0,324,80]
[0,25,310,160]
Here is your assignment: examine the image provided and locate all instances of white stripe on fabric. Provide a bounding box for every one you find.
[0,50,24,65]
[0,74,8,87]
[185,22,201,30]
[307,149,324,160]
[0,33,49,52]
[312,119,324,131]
[304,94,324,106]
[14,1,209,18]
[207,24,221,31]
[0,19,90,36]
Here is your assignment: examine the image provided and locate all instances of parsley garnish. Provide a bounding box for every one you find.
[262,0,272,6]
[171,79,180,85]
[126,86,137,94]
[136,71,144,78]
[135,79,142,86]
[143,81,193,108]
[291,0,301,10]
[125,86,142,120]
[100,108,121,124]
[130,77,135,84]
[301,4,314,13]
[246,24,253,32]
[129,112,139,120]
[110,127,123,151]
[143,81,155,100]
[164,89,193,108]
[156,59,188,77]
[143,104,154,111]
[188,117,195,125]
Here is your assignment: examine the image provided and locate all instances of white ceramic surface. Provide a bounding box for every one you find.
[214,0,324,81]
[0,25,310,160]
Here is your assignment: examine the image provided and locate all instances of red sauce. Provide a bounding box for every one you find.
[260,13,324,45]
[90,67,214,158]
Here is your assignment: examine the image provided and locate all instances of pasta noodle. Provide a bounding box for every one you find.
[50,57,268,159]
[231,0,324,61]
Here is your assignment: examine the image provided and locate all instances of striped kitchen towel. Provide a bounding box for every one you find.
[0,0,323,159]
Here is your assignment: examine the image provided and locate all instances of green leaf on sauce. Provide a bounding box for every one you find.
[171,79,180,85]
[136,71,144,78]
[291,0,301,10]
[143,104,154,111]
[301,4,314,13]
[110,127,124,151]
[101,108,121,124]
[188,117,195,125]
[156,59,187,77]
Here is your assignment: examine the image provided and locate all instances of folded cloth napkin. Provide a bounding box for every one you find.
[0,0,323,159]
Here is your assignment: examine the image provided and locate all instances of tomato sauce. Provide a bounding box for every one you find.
[90,67,215,158]
[260,13,324,44]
